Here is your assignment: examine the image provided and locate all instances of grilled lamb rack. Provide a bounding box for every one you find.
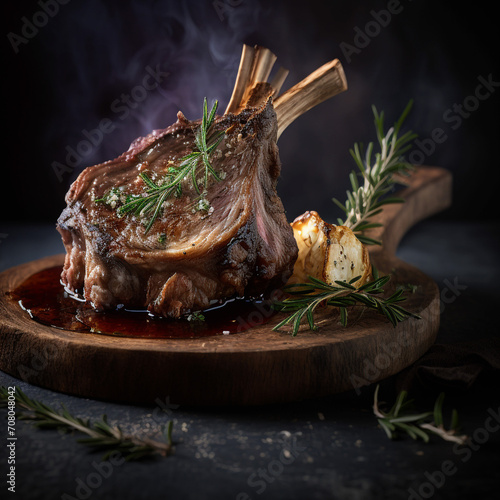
[57,45,347,318]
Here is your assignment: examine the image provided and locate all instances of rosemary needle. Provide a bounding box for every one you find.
[272,269,420,336]
[373,385,468,445]
[97,97,225,233]
[0,387,174,461]
[333,100,417,245]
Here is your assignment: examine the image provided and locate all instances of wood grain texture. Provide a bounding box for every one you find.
[0,166,452,405]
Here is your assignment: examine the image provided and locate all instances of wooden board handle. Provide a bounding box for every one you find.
[274,58,348,139]
[368,166,453,260]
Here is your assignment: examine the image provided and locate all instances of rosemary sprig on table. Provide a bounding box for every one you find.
[0,386,174,461]
[373,385,468,444]
[272,268,419,336]
[333,100,417,245]
[97,98,225,233]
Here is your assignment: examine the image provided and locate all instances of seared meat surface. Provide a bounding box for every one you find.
[57,99,298,318]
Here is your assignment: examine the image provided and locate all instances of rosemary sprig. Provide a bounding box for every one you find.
[272,268,420,336]
[333,100,417,245]
[101,98,224,233]
[0,386,174,461]
[373,385,468,445]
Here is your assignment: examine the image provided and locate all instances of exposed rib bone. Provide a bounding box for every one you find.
[274,58,347,139]
[226,46,348,140]
[225,45,278,115]
[270,67,289,96]
[225,44,255,115]
[249,46,277,84]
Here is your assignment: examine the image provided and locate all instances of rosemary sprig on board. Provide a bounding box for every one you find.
[0,386,174,461]
[333,100,417,245]
[272,268,419,336]
[98,98,224,233]
[373,385,468,444]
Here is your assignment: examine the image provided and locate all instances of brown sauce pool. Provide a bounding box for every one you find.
[10,266,275,339]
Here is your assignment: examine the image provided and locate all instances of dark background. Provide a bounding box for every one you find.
[2,3,500,499]
[3,0,499,227]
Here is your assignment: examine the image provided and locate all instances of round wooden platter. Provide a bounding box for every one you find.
[0,166,452,406]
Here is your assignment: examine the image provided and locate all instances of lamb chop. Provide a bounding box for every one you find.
[57,45,347,318]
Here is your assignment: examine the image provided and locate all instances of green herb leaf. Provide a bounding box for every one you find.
[333,100,417,245]
[98,98,225,233]
[0,387,174,460]
[272,268,420,336]
[373,385,468,445]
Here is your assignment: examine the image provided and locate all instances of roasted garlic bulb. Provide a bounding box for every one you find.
[288,211,372,287]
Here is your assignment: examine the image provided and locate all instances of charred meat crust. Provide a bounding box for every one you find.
[57,99,298,318]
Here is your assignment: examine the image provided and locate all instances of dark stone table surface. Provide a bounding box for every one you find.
[0,218,499,500]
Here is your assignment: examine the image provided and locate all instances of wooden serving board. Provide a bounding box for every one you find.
[0,166,452,406]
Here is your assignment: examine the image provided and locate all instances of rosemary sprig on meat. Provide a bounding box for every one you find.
[97,98,225,233]
[373,385,468,444]
[0,386,174,461]
[333,100,417,245]
[272,268,419,336]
